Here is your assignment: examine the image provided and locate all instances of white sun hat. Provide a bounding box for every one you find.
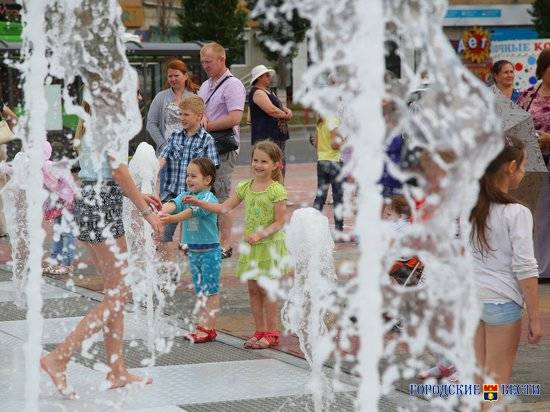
[250,64,275,84]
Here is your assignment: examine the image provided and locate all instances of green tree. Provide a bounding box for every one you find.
[177,0,248,65]
[530,0,550,38]
[249,0,309,100]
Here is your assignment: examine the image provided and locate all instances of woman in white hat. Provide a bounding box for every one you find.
[248,65,293,175]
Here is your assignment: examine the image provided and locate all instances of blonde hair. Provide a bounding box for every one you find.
[251,141,284,184]
[179,95,205,115]
[200,42,226,59]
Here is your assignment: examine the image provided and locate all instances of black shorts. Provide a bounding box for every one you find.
[75,181,125,243]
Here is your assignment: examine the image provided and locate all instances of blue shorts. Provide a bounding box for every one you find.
[481,301,523,326]
[188,247,221,296]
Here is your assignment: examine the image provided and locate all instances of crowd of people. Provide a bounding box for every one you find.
[0,35,546,406]
[475,49,550,386]
[31,41,305,398]
[387,49,549,410]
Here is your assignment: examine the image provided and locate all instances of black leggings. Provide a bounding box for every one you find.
[313,160,344,231]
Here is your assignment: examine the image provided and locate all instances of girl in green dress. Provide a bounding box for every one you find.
[184,140,288,349]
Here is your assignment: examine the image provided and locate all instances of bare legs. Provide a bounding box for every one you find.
[194,294,220,338]
[247,280,279,342]
[41,237,152,396]
[474,320,521,411]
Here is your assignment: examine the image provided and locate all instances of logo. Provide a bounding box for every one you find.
[483,384,498,402]
[461,27,491,63]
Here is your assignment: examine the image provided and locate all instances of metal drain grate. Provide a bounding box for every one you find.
[44,336,265,369]
[182,392,357,412]
[0,297,97,321]
[0,269,12,282]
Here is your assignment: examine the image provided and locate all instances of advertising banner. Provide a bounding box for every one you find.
[491,39,550,90]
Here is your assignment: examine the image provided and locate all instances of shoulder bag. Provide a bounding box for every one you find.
[205,76,239,155]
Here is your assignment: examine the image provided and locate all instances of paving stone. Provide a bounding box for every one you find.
[0,296,97,321]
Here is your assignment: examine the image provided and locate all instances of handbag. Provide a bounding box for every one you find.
[210,129,239,155]
[205,75,240,155]
[0,119,14,145]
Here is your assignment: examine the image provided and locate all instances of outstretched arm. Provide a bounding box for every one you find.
[159,208,192,225]
[160,201,176,215]
[247,201,286,244]
[184,192,241,215]
[110,162,162,236]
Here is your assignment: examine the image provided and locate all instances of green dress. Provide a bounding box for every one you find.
[235,179,289,280]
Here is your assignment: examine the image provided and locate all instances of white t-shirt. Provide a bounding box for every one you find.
[470,203,539,306]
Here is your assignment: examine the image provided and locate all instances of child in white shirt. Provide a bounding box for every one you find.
[469,136,542,403]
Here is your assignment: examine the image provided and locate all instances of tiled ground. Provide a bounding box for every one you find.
[1,162,549,410]
[0,274,430,411]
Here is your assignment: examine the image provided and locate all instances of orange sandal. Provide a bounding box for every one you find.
[185,325,217,343]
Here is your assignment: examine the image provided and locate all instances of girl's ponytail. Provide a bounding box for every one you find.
[469,136,525,255]
[271,164,284,184]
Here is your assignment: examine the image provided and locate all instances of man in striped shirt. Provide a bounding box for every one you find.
[159,95,219,243]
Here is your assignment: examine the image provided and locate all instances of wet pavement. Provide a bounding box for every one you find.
[0,162,548,410]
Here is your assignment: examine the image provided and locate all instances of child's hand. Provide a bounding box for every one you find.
[158,211,175,224]
[528,317,543,344]
[246,233,262,245]
[183,195,199,205]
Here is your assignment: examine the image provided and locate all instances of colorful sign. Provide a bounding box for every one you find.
[459,27,491,63]
[491,40,550,90]
[455,27,492,82]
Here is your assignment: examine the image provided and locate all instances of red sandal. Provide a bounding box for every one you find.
[185,325,217,343]
[244,331,264,349]
[247,331,280,349]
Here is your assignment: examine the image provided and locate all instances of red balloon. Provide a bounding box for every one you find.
[515,63,523,71]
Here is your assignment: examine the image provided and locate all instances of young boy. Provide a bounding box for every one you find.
[158,94,219,244]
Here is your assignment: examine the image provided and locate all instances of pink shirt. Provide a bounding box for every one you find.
[198,69,246,141]
[518,85,550,133]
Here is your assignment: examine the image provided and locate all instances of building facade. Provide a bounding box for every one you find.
[119,0,308,98]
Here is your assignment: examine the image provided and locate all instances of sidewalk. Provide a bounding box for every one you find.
[0,162,549,409]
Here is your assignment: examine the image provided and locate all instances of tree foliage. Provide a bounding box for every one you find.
[177,0,248,65]
[530,0,550,38]
[249,0,309,63]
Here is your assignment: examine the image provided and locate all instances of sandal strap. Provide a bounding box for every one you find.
[254,331,265,340]
[196,325,214,334]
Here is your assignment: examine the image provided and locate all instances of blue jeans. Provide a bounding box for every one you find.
[50,215,76,266]
[481,301,523,326]
[313,160,344,231]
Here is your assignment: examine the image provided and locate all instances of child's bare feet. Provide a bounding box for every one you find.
[107,371,153,389]
[40,354,78,399]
